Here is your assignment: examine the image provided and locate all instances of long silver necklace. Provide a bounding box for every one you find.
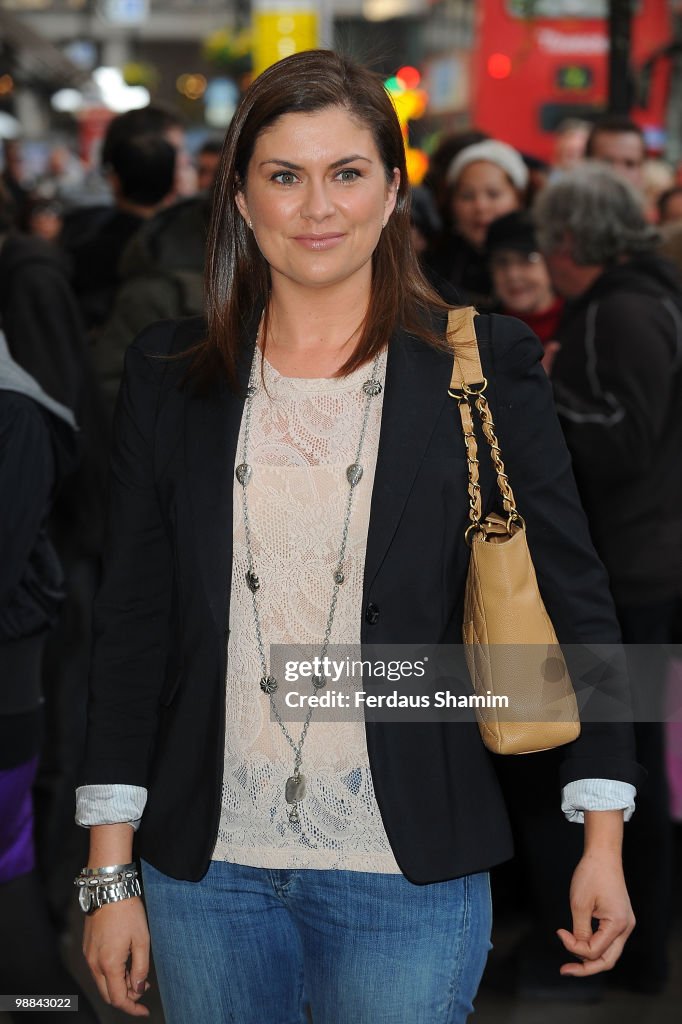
[235,339,384,825]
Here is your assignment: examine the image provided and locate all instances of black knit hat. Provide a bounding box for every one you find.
[485,210,539,257]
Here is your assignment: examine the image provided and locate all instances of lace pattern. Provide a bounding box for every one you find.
[213,352,401,872]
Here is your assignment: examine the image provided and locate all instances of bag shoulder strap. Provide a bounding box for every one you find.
[446,306,484,390]
[445,307,524,539]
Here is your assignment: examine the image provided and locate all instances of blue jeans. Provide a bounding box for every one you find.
[141,859,492,1024]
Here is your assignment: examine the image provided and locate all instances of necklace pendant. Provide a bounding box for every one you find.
[285,774,306,804]
[362,378,383,397]
[246,570,260,593]
[311,674,326,690]
[346,463,364,487]
[236,463,252,486]
[288,804,300,825]
[260,675,278,695]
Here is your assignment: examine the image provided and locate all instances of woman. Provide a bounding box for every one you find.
[424,139,527,310]
[78,51,642,1023]
[486,210,564,363]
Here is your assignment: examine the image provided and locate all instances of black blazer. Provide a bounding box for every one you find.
[82,312,643,883]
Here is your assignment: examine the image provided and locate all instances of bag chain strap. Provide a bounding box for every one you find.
[454,381,525,545]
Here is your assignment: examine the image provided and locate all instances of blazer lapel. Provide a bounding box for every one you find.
[364,329,453,593]
[185,341,254,631]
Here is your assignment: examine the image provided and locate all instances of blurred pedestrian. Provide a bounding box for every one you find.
[0,332,100,1023]
[196,138,222,192]
[658,184,682,226]
[1,139,30,227]
[585,115,646,191]
[69,132,176,338]
[421,129,488,230]
[535,162,682,993]
[95,191,210,417]
[641,158,675,222]
[36,143,86,206]
[0,180,109,932]
[26,197,64,244]
[486,210,563,350]
[424,139,528,309]
[551,118,590,175]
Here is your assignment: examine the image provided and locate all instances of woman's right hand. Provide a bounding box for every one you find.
[83,896,151,1017]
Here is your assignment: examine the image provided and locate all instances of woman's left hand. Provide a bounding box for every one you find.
[557,850,635,976]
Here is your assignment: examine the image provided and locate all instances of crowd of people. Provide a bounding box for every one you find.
[1,50,681,1021]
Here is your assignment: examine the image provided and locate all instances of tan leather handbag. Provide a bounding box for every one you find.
[447,307,580,755]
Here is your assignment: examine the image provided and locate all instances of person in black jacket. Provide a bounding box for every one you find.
[76,51,643,1023]
[0,184,109,930]
[0,334,98,1022]
[535,162,682,993]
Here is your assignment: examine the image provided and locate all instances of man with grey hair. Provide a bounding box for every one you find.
[533,163,682,994]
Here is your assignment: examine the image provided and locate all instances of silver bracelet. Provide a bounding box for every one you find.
[75,864,137,886]
[81,862,136,877]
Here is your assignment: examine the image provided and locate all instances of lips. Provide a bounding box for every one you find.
[293,233,346,251]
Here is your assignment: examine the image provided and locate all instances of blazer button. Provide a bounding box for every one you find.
[365,603,380,625]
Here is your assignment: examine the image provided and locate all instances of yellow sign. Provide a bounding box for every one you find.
[252,12,319,76]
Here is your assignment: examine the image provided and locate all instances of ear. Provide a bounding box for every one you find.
[235,187,250,227]
[383,168,400,227]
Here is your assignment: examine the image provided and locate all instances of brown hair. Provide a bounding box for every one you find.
[195,49,450,391]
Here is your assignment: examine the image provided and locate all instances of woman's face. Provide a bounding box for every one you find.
[235,106,399,297]
[490,249,555,315]
[451,162,521,250]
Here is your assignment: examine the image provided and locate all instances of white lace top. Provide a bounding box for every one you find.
[213,349,401,872]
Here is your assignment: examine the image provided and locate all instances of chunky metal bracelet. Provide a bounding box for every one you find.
[74,864,141,915]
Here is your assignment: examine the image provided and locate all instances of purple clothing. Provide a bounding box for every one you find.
[0,755,38,882]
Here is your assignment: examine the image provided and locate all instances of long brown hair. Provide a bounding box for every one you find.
[198,49,450,390]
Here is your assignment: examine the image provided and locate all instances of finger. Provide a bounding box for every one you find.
[101,958,149,1017]
[101,957,130,1009]
[125,969,151,1003]
[560,936,629,977]
[130,928,151,997]
[558,914,630,961]
[87,964,113,1007]
[558,930,629,977]
[568,899,595,944]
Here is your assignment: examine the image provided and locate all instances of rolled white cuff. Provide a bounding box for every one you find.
[75,784,147,832]
[561,778,636,824]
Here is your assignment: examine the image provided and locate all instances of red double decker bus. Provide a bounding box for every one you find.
[470,0,672,161]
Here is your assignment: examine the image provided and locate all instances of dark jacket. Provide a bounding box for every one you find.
[0,389,78,742]
[0,233,109,555]
[67,208,145,332]
[95,197,209,417]
[81,313,642,884]
[424,233,495,311]
[0,391,77,642]
[551,255,682,607]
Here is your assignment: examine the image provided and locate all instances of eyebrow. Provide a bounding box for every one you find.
[258,154,373,170]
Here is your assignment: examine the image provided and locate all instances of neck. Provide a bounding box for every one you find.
[264,276,371,378]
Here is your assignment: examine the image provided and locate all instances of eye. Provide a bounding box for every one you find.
[336,168,360,182]
[272,171,299,185]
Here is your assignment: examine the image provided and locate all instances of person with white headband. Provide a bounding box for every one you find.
[425,139,529,311]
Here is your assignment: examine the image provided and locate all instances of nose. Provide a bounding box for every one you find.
[300,178,335,222]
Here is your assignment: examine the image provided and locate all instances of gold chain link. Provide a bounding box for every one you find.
[453,382,525,540]
[474,393,520,519]
[458,398,482,530]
